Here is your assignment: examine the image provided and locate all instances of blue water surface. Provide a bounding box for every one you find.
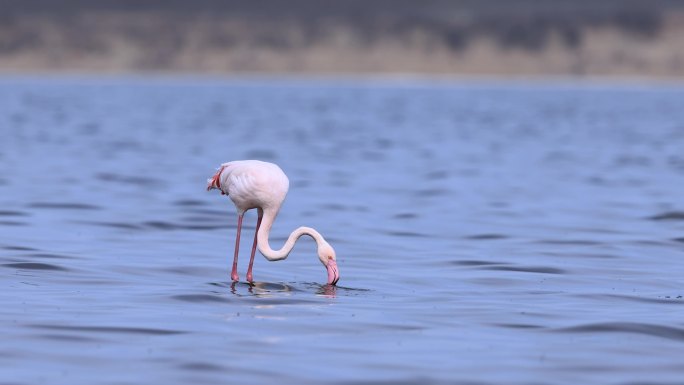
[1,77,684,384]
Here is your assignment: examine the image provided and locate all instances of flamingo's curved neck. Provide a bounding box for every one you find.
[257,208,325,261]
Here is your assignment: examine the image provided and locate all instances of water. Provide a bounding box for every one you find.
[1,77,684,384]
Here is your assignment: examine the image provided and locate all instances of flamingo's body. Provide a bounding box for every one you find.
[207,160,339,285]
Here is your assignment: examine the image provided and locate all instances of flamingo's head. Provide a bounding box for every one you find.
[317,242,339,286]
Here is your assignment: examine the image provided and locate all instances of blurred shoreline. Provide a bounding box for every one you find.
[2,0,684,78]
[3,73,684,89]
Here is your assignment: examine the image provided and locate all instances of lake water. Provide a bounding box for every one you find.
[1,76,684,384]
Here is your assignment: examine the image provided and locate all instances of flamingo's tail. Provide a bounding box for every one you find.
[206,165,226,192]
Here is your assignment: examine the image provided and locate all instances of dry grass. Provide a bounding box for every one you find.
[1,1,683,77]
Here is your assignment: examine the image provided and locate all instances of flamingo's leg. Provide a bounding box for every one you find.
[231,213,243,281]
[246,209,263,283]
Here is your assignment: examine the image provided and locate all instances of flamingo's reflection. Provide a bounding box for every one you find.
[317,284,337,298]
[225,281,337,298]
[229,281,293,297]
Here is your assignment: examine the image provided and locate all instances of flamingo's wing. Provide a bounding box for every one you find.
[207,161,257,197]
[207,160,289,211]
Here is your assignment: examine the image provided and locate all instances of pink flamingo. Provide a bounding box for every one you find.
[207,160,339,285]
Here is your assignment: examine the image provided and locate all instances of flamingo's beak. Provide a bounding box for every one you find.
[326,259,340,286]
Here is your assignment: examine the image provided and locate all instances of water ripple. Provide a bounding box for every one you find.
[393,213,418,219]
[83,221,142,230]
[464,234,509,240]
[2,262,69,271]
[180,215,226,223]
[25,252,79,260]
[0,220,28,226]
[452,260,565,274]
[182,208,227,217]
[178,362,227,372]
[385,230,428,238]
[174,199,208,207]
[423,170,449,180]
[481,265,566,274]
[143,221,225,231]
[30,324,186,336]
[29,202,101,210]
[413,188,451,197]
[577,294,684,305]
[494,323,544,329]
[0,210,29,217]
[560,322,684,342]
[648,211,684,221]
[96,172,163,187]
[450,260,506,266]
[36,333,102,342]
[2,245,38,251]
[537,239,604,246]
[336,378,467,385]
[543,251,621,259]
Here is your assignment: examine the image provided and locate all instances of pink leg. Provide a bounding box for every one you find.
[231,214,243,281]
[246,211,263,283]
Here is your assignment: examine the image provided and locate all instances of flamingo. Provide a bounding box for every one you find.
[207,160,339,285]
